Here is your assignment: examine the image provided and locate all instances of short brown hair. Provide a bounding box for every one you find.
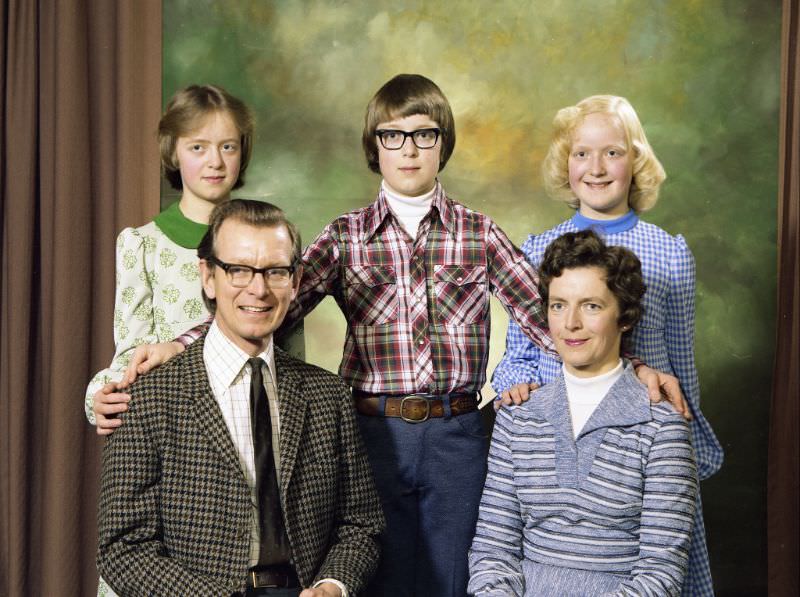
[159,85,254,191]
[362,74,456,174]
[542,95,666,213]
[538,230,646,344]
[197,199,302,313]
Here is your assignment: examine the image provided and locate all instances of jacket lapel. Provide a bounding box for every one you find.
[184,337,245,475]
[274,348,309,498]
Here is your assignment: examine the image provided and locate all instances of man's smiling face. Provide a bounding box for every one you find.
[200,218,299,356]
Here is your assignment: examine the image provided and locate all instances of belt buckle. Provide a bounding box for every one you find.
[251,570,278,589]
[400,395,430,423]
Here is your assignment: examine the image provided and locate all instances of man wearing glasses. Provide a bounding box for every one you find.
[97,199,384,597]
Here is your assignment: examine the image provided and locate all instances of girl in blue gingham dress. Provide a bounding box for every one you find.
[492,95,723,597]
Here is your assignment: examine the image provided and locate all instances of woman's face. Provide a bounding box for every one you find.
[567,113,634,220]
[547,266,624,377]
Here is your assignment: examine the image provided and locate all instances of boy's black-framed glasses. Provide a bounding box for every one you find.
[208,256,298,288]
[375,128,442,150]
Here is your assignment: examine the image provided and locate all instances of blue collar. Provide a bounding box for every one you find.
[571,209,639,234]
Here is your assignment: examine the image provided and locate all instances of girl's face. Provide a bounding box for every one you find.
[176,111,241,205]
[376,113,441,198]
[567,113,634,220]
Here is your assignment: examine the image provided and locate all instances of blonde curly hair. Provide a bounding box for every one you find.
[542,95,666,214]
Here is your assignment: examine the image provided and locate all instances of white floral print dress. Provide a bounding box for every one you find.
[85,201,209,423]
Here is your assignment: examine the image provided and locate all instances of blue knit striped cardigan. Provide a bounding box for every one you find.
[468,364,697,596]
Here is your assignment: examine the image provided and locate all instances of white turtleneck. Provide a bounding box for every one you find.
[382,180,435,239]
[563,359,624,439]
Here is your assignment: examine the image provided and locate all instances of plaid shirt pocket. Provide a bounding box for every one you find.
[344,265,399,325]
[433,265,488,325]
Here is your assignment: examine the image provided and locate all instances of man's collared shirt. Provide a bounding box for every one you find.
[203,321,280,567]
[284,182,555,395]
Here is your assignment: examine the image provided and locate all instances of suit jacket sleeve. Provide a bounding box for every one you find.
[311,381,385,593]
[96,387,228,596]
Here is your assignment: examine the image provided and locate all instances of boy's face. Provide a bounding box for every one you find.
[376,113,441,198]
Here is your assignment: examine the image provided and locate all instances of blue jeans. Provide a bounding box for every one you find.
[357,407,489,596]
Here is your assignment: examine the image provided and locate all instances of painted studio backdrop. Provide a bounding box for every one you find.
[163,1,779,594]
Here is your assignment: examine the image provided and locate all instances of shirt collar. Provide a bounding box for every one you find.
[153,200,209,249]
[571,209,639,234]
[365,180,453,241]
[204,320,275,393]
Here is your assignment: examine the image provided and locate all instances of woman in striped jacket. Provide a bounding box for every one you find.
[468,230,697,597]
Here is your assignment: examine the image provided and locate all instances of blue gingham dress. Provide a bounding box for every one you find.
[492,210,723,597]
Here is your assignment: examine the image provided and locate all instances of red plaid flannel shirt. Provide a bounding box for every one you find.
[283,183,555,394]
[180,184,556,393]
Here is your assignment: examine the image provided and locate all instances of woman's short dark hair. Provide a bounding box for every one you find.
[362,74,456,174]
[197,199,301,313]
[538,230,646,339]
[159,84,254,191]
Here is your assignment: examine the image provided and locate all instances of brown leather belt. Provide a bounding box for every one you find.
[247,564,299,589]
[353,391,479,423]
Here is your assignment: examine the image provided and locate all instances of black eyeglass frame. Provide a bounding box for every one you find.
[207,255,299,288]
[374,127,443,150]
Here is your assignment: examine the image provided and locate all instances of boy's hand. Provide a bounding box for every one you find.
[124,341,184,384]
[494,382,541,410]
[635,365,691,420]
[93,382,131,436]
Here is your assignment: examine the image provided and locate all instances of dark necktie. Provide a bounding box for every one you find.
[248,357,291,565]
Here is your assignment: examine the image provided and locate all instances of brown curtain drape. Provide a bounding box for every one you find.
[1,1,161,594]
[769,1,800,595]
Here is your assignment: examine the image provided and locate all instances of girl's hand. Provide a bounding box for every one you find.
[93,382,130,436]
[124,341,185,384]
[635,366,691,420]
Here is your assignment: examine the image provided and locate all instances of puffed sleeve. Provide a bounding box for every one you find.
[665,235,722,480]
[84,227,158,424]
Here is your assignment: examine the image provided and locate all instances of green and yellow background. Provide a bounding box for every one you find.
[163,1,780,593]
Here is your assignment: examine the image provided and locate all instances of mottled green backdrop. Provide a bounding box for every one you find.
[163,1,780,594]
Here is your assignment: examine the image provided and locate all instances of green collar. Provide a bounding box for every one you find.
[153,201,209,249]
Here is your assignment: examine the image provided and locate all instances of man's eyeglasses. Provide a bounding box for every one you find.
[375,128,442,150]
[208,256,297,288]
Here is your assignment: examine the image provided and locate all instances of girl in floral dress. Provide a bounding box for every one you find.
[85,85,253,431]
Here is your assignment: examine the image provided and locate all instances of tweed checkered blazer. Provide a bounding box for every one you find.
[97,336,384,596]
